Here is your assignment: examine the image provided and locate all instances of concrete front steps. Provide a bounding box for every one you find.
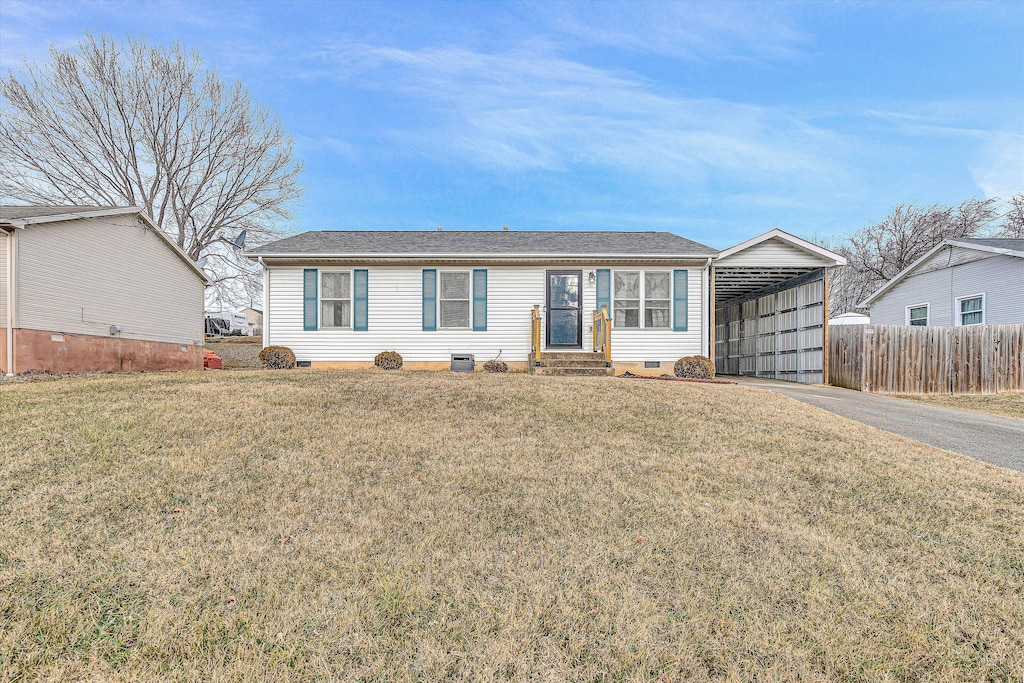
[528,351,615,377]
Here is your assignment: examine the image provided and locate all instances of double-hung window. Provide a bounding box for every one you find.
[614,270,671,329]
[321,271,351,328]
[907,304,928,326]
[439,271,471,329]
[957,294,984,326]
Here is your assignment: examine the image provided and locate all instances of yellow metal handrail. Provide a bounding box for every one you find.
[593,305,612,365]
[531,305,542,362]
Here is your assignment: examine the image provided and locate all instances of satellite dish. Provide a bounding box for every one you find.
[195,256,209,269]
[232,230,247,250]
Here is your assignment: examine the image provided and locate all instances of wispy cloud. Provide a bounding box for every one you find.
[315,43,844,187]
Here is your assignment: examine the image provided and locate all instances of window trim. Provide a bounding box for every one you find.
[438,269,472,330]
[612,269,672,330]
[905,302,929,327]
[955,293,985,327]
[319,269,352,329]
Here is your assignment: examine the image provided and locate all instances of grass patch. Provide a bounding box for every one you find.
[893,392,1024,421]
[204,340,262,369]
[2,371,1022,680]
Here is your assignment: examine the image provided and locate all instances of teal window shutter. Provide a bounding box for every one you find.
[673,269,688,331]
[353,269,368,331]
[303,268,318,331]
[422,269,437,331]
[596,269,611,315]
[472,269,487,331]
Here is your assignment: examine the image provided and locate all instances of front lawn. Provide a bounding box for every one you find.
[1,371,1021,681]
[893,391,1024,421]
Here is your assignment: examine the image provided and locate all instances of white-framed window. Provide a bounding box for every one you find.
[439,270,471,329]
[956,293,985,326]
[320,270,352,328]
[906,303,929,327]
[613,270,671,329]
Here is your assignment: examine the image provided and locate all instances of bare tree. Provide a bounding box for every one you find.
[997,191,1024,238]
[0,33,302,306]
[828,197,999,315]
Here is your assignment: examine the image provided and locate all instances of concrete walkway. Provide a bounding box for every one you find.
[730,376,1024,473]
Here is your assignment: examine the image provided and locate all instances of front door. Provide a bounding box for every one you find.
[546,270,582,349]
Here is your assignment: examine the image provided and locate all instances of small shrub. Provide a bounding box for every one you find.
[483,359,508,373]
[674,355,715,379]
[374,351,403,370]
[258,345,296,370]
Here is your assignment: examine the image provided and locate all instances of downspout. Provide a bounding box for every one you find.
[5,229,14,376]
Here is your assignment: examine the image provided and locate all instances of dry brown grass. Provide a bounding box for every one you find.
[892,391,1024,421]
[1,370,1022,681]
[204,340,262,369]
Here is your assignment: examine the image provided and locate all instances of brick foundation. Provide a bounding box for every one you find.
[10,328,203,374]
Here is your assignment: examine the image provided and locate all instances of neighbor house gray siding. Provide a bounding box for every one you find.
[869,254,1024,326]
[15,214,205,345]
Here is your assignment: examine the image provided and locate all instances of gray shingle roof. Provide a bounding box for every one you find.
[954,237,1024,253]
[252,230,718,257]
[0,205,127,222]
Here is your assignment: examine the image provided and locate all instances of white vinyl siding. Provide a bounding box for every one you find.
[715,237,826,268]
[265,264,706,362]
[15,214,205,344]
[870,255,1023,326]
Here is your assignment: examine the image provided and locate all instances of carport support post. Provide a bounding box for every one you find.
[709,265,715,365]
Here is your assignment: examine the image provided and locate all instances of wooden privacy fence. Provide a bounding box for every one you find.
[829,324,1024,394]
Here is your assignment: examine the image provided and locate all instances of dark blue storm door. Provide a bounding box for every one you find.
[546,270,582,349]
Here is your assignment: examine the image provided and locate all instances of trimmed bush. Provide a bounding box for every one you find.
[374,351,403,370]
[483,359,508,373]
[674,355,715,379]
[258,346,296,370]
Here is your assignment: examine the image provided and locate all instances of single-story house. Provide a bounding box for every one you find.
[861,238,1024,327]
[242,307,263,335]
[248,228,845,382]
[1,206,209,375]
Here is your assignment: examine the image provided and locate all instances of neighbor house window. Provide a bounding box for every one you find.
[957,294,984,326]
[614,270,670,328]
[439,271,471,329]
[321,271,351,328]
[907,304,929,326]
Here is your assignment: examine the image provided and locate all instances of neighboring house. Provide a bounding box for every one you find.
[861,238,1024,327]
[1,206,209,375]
[829,312,870,326]
[242,307,263,336]
[248,228,845,381]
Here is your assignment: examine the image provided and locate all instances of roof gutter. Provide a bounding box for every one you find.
[247,251,718,262]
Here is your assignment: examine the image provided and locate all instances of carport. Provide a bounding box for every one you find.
[712,230,846,384]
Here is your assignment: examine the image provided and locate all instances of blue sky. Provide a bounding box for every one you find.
[1,0,1022,248]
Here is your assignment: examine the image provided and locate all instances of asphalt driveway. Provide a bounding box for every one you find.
[731,377,1024,473]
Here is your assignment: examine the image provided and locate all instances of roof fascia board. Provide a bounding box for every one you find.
[946,239,1024,259]
[717,228,847,266]
[0,206,142,229]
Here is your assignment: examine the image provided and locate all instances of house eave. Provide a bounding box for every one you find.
[247,252,717,266]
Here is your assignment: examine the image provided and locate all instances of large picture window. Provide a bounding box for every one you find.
[614,270,671,328]
[321,271,351,328]
[440,271,471,329]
